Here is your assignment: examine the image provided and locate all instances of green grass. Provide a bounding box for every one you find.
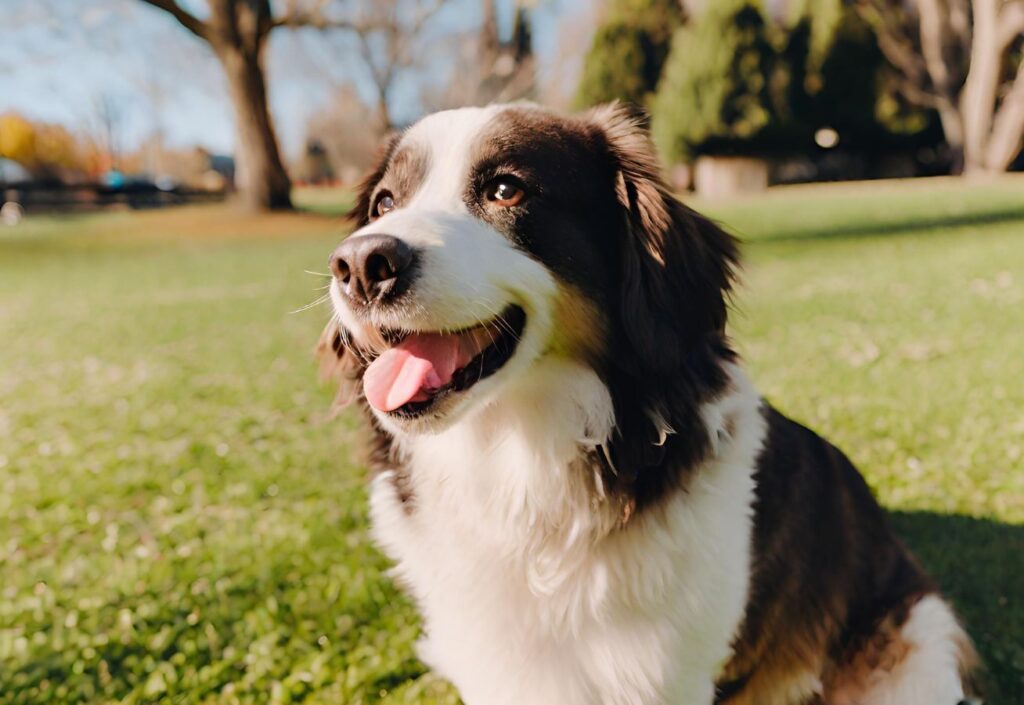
[1,177,1022,704]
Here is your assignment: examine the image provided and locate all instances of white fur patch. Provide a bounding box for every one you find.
[403,106,503,211]
[838,595,968,705]
[370,363,765,705]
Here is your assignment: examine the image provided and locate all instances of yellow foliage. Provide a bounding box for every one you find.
[0,112,87,174]
[36,124,81,169]
[0,113,38,166]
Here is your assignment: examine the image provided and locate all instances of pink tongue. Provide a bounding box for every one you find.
[363,334,465,412]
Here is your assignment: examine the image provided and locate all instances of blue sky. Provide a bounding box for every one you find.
[1,0,592,159]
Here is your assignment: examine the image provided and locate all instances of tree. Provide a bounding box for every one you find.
[91,92,126,172]
[301,84,383,183]
[0,113,86,179]
[354,0,448,130]
[854,0,1024,173]
[476,0,535,104]
[289,0,453,131]
[575,0,684,108]
[138,1,291,209]
[136,0,427,210]
[424,0,535,110]
[651,1,776,163]
[0,114,38,168]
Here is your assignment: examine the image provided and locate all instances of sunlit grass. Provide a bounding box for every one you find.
[1,178,1021,703]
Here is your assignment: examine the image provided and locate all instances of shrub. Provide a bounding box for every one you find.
[575,0,683,109]
[651,1,776,163]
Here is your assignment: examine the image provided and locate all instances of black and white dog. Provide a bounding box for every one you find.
[318,103,977,705]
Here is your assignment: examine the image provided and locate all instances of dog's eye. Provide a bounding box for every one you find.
[485,180,525,208]
[373,193,395,218]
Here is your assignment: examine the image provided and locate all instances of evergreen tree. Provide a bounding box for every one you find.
[649,0,941,166]
[651,1,776,163]
[575,0,684,109]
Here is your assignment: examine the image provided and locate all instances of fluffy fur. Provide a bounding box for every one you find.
[317,102,978,705]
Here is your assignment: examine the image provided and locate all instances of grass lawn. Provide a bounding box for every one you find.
[1,177,1022,704]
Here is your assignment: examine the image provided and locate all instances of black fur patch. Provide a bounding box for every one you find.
[464,105,742,512]
[716,404,940,700]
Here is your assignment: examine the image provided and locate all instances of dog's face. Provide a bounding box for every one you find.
[324,103,737,439]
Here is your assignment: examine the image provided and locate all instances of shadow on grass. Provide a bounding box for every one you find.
[765,206,1024,244]
[794,206,1024,242]
[890,510,1024,704]
[747,207,1024,245]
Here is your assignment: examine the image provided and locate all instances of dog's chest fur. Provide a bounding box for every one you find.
[368,359,766,705]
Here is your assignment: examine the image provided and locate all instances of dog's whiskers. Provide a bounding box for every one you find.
[335,320,372,366]
[291,294,331,314]
[474,314,501,386]
[478,300,522,342]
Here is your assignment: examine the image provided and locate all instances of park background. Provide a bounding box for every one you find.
[1,0,1023,703]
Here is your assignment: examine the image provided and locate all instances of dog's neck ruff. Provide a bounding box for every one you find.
[390,358,620,593]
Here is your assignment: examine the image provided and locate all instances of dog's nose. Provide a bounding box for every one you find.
[330,234,415,305]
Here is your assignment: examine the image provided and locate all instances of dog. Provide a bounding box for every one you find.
[317,103,978,705]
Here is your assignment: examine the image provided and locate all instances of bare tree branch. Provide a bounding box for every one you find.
[273,0,445,39]
[409,0,447,33]
[997,0,1024,52]
[137,0,208,39]
[894,76,942,108]
[292,0,454,129]
[857,2,930,87]
[424,0,534,111]
[270,0,378,32]
[917,0,957,95]
[985,56,1024,169]
[947,0,972,40]
[271,14,373,29]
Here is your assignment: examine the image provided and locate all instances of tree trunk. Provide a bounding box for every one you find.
[960,0,1002,174]
[217,40,292,211]
[136,0,292,210]
[936,100,967,174]
[985,61,1024,170]
[915,0,971,173]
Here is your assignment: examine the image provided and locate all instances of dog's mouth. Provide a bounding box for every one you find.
[363,304,526,418]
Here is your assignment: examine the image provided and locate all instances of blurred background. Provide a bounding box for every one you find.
[1,1,1022,703]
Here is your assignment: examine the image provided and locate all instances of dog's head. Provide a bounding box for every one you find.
[321,103,738,458]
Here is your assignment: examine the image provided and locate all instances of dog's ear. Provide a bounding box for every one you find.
[348,132,401,228]
[315,319,361,410]
[585,104,740,507]
[587,102,739,373]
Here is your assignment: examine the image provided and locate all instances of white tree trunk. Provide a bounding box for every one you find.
[985,61,1024,170]
[959,0,1003,172]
